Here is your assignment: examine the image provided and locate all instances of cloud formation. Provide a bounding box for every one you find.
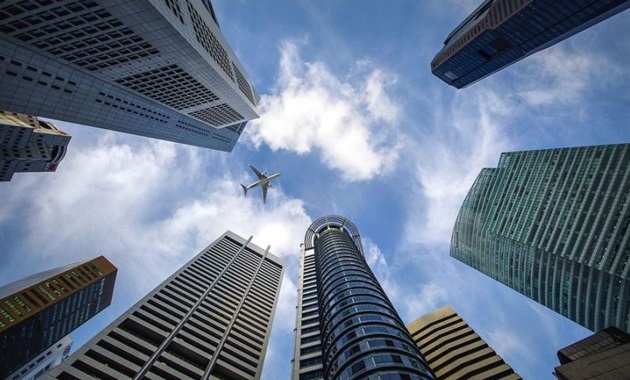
[1,127,311,295]
[405,89,512,246]
[517,44,599,106]
[246,41,401,182]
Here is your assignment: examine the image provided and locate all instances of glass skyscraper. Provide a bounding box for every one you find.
[0,256,117,379]
[46,231,283,380]
[0,0,258,151]
[292,215,434,380]
[431,0,630,89]
[451,144,630,333]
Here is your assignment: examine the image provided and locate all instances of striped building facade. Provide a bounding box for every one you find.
[451,144,630,333]
[407,306,521,379]
[46,231,283,380]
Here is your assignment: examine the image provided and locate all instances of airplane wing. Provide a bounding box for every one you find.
[262,185,268,204]
[250,164,266,180]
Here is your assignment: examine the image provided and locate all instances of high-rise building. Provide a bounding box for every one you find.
[1,110,71,181]
[0,0,258,151]
[406,306,521,380]
[46,231,284,380]
[431,0,630,88]
[7,335,73,380]
[0,256,117,379]
[554,326,630,380]
[291,215,435,380]
[451,143,630,333]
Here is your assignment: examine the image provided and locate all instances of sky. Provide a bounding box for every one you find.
[1,1,629,379]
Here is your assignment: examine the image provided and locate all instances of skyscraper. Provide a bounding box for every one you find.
[1,110,71,181]
[46,231,284,380]
[7,335,72,380]
[292,215,434,380]
[0,0,258,151]
[406,306,521,380]
[554,326,630,379]
[431,0,630,89]
[0,256,117,379]
[451,143,630,333]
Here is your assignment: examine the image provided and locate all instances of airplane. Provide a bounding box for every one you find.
[241,164,281,204]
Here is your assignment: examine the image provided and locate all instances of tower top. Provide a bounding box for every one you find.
[304,215,364,256]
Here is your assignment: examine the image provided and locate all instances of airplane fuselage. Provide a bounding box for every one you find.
[244,172,281,190]
[241,164,281,204]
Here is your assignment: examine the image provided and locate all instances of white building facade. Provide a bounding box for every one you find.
[0,0,258,151]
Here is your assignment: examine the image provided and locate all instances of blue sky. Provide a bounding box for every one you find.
[1,1,630,379]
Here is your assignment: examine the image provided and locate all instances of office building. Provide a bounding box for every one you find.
[554,326,630,380]
[431,0,630,88]
[46,231,284,380]
[0,256,117,379]
[291,215,434,380]
[8,336,72,380]
[407,306,521,380]
[451,143,630,333]
[1,110,71,181]
[0,0,259,151]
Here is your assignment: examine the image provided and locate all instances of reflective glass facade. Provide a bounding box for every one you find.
[451,144,630,333]
[432,0,630,88]
[46,231,283,380]
[0,257,117,379]
[292,215,434,380]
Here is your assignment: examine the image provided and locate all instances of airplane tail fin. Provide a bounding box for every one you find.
[240,184,248,196]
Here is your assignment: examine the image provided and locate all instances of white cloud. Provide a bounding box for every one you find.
[405,89,512,246]
[517,45,599,106]
[3,128,311,294]
[246,41,401,182]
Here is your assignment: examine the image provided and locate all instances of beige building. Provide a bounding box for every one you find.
[407,306,521,380]
[0,110,71,181]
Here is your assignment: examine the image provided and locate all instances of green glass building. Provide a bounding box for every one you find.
[451,143,630,333]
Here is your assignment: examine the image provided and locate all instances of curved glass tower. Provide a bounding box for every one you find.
[451,144,630,334]
[292,215,434,380]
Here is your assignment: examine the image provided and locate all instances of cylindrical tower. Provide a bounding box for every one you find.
[305,215,434,380]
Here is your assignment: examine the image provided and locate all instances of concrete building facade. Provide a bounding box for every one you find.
[0,256,117,379]
[431,0,630,88]
[291,215,434,380]
[0,0,258,151]
[407,306,521,380]
[46,231,284,380]
[451,144,630,333]
[554,326,630,380]
[1,110,71,181]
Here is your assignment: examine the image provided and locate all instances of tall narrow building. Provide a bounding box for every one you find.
[451,144,630,333]
[1,110,71,181]
[431,0,630,88]
[0,256,117,379]
[46,231,284,380]
[407,306,521,380]
[0,0,258,151]
[292,215,435,380]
